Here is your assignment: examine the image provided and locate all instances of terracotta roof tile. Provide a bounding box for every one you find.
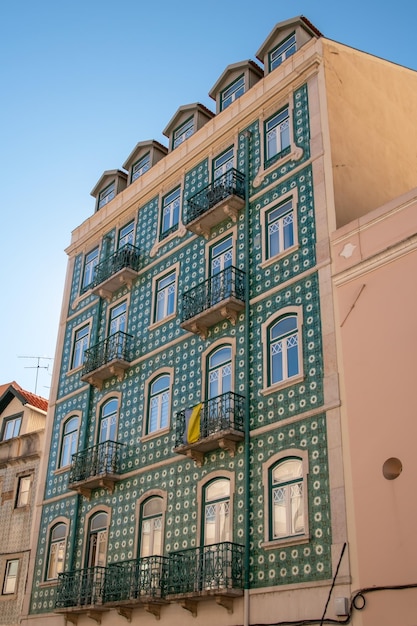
[0,381,48,412]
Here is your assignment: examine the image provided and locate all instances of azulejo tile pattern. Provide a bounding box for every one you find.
[31,81,333,615]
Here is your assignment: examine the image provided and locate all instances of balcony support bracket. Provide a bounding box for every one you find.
[218,438,237,457]
[180,599,198,617]
[220,305,239,326]
[86,611,102,624]
[117,607,132,622]
[186,449,205,467]
[216,595,234,614]
[64,615,78,625]
[144,603,162,620]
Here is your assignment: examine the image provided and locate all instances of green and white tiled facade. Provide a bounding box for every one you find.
[28,21,347,625]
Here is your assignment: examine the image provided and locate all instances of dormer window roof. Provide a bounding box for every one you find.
[256,15,322,76]
[163,103,214,152]
[123,140,168,185]
[90,169,128,212]
[209,60,263,113]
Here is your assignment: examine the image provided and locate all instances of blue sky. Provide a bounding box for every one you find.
[1,0,416,396]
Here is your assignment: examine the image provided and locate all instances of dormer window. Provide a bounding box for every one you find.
[270,33,296,71]
[221,75,245,111]
[98,182,115,209]
[173,117,194,150]
[131,153,150,182]
[91,170,127,213]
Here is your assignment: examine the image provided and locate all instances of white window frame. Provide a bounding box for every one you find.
[15,474,32,508]
[82,247,99,290]
[118,221,135,248]
[269,33,297,71]
[98,181,115,209]
[150,265,179,329]
[2,414,22,441]
[46,522,67,581]
[262,449,309,548]
[2,559,19,595]
[71,324,90,370]
[265,106,291,163]
[261,306,304,395]
[173,117,194,149]
[160,187,181,239]
[135,490,167,558]
[259,190,298,267]
[147,375,171,434]
[131,152,150,182]
[59,416,79,468]
[220,75,245,111]
[253,102,301,188]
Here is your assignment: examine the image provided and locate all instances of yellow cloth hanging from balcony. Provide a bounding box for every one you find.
[185,403,202,444]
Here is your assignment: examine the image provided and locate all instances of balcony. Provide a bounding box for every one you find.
[91,244,142,300]
[184,169,245,238]
[81,331,133,389]
[180,267,245,339]
[55,566,108,622]
[174,392,245,465]
[68,440,124,498]
[105,555,169,620]
[166,542,244,616]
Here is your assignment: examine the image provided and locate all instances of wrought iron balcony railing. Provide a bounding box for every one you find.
[55,566,106,610]
[81,331,133,388]
[181,267,245,338]
[105,555,169,604]
[92,243,142,291]
[185,169,245,228]
[175,391,245,449]
[68,440,124,486]
[166,542,244,596]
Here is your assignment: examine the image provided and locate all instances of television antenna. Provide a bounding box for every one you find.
[18,356,54,395]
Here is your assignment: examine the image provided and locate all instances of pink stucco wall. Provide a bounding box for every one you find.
[331,188,417,625]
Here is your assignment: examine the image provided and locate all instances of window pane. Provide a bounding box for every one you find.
[132,153,150,181]
[82,248,99,289]
[72,326,89,369]
[3,560,18,594]
[16,476,31,507]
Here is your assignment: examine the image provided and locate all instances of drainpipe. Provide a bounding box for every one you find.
[243,129,252,626]
[66,294,103,571]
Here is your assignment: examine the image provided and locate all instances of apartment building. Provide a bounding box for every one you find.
[0,382,47,626]
[20,15,417,626]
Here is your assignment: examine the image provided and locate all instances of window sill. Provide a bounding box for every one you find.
[261,534,309,550]
[53,465,71,475]
[38,580,59,588]
[148,312,177,332]
[260,373,304,396]
[141,426,171,443]
[253,144,303,188]
[259,243,299,269]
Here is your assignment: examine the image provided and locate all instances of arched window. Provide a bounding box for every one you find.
[203,478,231,545]
[148,375,170,433]
[207,346,232,399]
[60,416,78,467]
[46,523,67,580]
[87,512,108,568]
[270,457,304,539]
[99,398,118,443]
[140,497,163,557]
[269,314,300,384]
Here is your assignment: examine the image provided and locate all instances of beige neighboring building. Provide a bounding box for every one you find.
[331,188,417,625]
[0,382,47,626]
